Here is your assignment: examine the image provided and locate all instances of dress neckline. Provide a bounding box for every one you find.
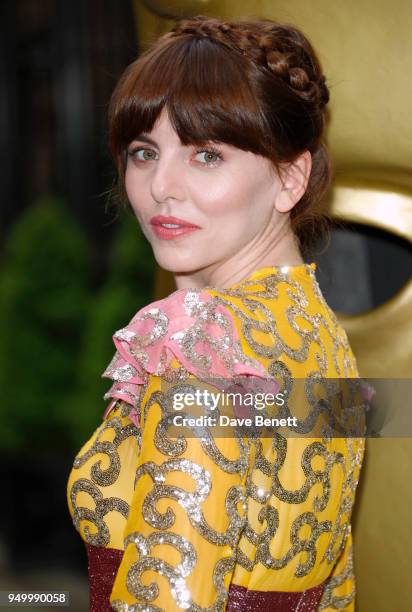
[204,262,317,292]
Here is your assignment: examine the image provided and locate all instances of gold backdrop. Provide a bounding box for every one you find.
[132,2,412,609]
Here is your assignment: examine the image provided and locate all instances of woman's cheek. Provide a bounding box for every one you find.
[125,170,145,203]
[190,174,234,208]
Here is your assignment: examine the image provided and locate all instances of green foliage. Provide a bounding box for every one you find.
[0,200,156,455]
[0,196,91,454]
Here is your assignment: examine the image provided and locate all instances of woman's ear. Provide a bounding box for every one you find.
[275,150,312,213]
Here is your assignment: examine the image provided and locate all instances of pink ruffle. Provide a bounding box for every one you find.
[101,287,269,423]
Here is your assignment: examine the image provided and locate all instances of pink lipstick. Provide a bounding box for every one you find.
[150,215,200,240]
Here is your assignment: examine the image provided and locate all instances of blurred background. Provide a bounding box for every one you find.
[0,1,411,611]
[0,1,156,609]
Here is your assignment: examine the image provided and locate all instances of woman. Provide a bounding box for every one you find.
[67,15,366,611]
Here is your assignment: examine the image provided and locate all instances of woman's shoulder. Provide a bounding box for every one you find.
[203,265,360,379]
[101,286,267,408]
[101,265,360,413]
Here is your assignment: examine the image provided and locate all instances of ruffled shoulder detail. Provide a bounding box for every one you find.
[101,287,268,415]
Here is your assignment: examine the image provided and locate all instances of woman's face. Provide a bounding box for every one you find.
[125,107,296,284]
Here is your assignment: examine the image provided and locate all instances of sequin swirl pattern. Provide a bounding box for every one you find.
[66,263,365,611]
[67,400,142,551]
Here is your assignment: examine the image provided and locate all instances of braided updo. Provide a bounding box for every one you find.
[109,15,332,255]
[168,16,329,109]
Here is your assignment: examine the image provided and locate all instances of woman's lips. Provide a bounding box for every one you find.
[151,224,200,240]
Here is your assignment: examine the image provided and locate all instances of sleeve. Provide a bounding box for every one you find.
[100,288,269,611]
[109,367,251,610]
[318,528,357,611]
[318,424,366,612]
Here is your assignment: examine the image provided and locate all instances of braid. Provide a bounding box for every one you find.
[166,16,329,110]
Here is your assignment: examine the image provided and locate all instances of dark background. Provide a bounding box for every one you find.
[0,2,411,611]
[0,2,156,609]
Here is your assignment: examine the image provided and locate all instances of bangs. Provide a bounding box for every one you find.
[108,36,273,162]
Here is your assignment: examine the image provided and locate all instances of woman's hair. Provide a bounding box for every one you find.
[108,15,332,256]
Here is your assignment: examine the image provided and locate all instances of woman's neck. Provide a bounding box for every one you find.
[173,231,304,291]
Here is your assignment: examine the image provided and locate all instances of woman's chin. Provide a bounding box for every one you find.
[153,252,202,274]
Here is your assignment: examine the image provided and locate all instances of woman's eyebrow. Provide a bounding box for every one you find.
[132,135,158,146]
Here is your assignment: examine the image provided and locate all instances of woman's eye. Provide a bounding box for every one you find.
[128,147,157,161]
[194,148,223,165]
[127,146,223,165]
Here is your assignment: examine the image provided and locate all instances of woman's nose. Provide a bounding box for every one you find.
[150,155,185,203]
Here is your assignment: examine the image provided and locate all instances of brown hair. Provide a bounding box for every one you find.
[108,15,332,256]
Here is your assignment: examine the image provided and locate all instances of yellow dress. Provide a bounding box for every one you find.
[67,263,366,611]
